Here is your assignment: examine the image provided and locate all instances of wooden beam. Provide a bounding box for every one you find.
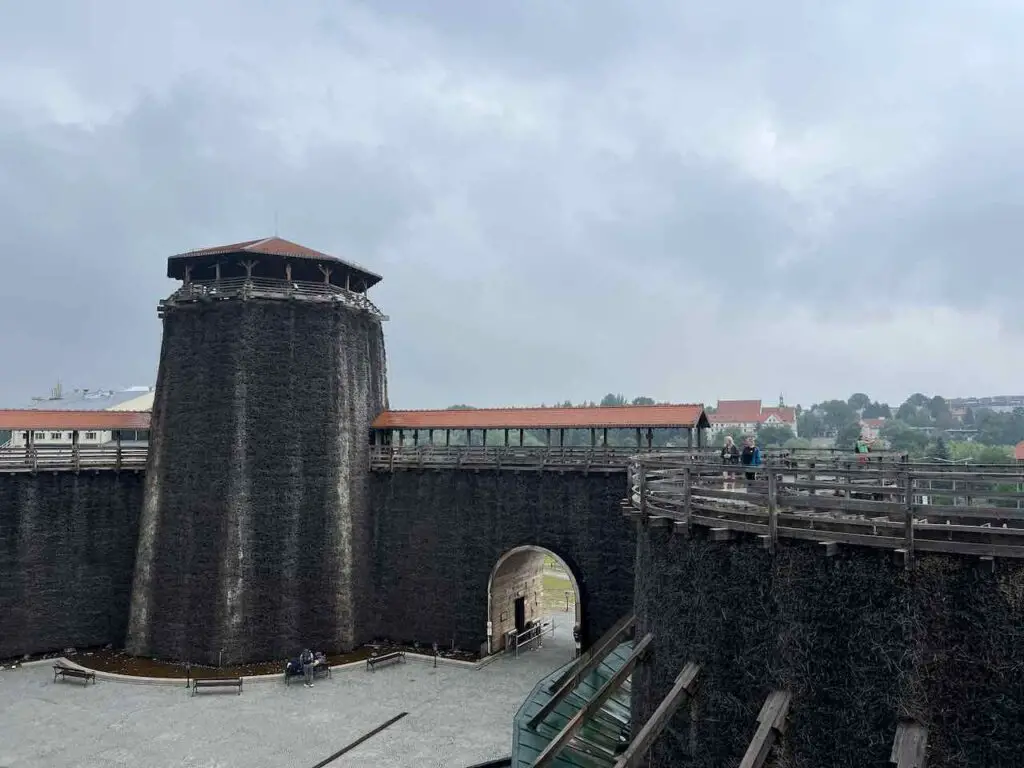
[542,611,636,699]
[710,527,734,542]
[820,541,838,557]
[737,690,792,768]
[612,661,702,768]
[890,720,928,767]
[533,634,654,767]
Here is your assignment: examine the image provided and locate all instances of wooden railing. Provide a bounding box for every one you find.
[0,445,148,473]
[626,454,1024,561]
[161,277,387,318]
[369,445,917,472]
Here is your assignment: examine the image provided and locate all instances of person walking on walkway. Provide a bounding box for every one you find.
[740,436,762,482]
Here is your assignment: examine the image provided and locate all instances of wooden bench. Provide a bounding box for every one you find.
[53,664,96,685]
[285,663,332,684]
[366,651,405,672]
[191,677,243,696]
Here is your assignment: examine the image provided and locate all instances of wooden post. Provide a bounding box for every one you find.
[285,262,292,282]
[214,262,221,282]
[466,429,472,446]
[590,428,596,447]
[398,430,405,448]
[504,428,509,446]
[318,264,332,284]
[737,690,792,768]
[115,430,122,471]
[519,429,524,446]
[412,430,419,447]
[635,428,641,448]
[72,430,80,472]
[697,427,705,449]
[646,428,653,451]
[445,429,451,447]
[683,467,692,536]
[638,464,647,517]
[428,429,434,445]
[183,265,192,285]
[559,428,565,447]
[687,428,693,449]
[903,467,915,569]
[603,428,608,447]
[482,429,487,447]
[767,469,779,553]
[546,429,551,446]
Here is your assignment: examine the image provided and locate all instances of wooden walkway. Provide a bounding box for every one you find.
[0,445,148,473]
[626,453,1024,561]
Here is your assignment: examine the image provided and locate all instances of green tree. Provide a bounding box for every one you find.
[600,393,627,407]
[712,428,746,448]
[880,420,929,454]
[756,424,794,447]
[835,422,863,449]
[818,400,857,433]
[927,436,951,461]
[847,393,871,411]
[862,401,892,419]
[797,410,825,437]
[631,396,655,406]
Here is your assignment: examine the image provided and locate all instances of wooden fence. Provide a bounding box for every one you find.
[162,277,387,318]
[626,453,1024,561]
[0,445,148,473]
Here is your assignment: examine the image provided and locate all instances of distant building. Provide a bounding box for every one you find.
[948,395,1024,414]
[1015,442,1024,462]
[0,410,151,449]
[1,384,154,448]
[860,418,887,442]
[708,399,798,438]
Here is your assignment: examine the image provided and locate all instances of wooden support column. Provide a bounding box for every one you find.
[445,429,451,447]
[285,262,292,282]
[697,427,705,449]
[612,662,702,768]
[687,427,693,448]
[318,264,333,284]
[767,470,779,553]
[519,428,524,446]
[737,690,792,768]
[214,262,221,282]
[559,428,565,447]
[602,428,608,446]
[466,429,472,446]
[482,429,487,446]
[635,428,641,448]
[428,429,434,445]
[683,467,692,536]
[646,428,653,450]
[115,430,122,471]
[590,428,596,447]
[903,464,915,570]
[546,429,551,446]
[183,265,192,286]
[638,464,647,516]
[412,430,419,446]
[71,430,80,472]
[890,720,928,767]
[398,430,405,447]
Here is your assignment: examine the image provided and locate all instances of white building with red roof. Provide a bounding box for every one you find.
[707,399,798,438]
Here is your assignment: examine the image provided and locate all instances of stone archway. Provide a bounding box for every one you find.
[486,545,582,655]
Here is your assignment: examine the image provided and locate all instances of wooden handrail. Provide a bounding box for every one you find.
[628,455,1024,559]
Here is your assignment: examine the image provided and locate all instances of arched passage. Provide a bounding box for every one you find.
[486,545,582,655]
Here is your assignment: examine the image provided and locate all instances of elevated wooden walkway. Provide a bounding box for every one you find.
[626,453,1024,561]
[0,445,148,474]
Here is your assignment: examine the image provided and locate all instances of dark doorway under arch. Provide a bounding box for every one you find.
[487,545,582,655]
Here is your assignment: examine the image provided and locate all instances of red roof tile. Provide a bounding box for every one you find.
[1015,441,1024,461]
[372,405,709,431]
[710,400,763,423]
[167,236,382,287]
[0,410,151,431]
[760,406,797,424]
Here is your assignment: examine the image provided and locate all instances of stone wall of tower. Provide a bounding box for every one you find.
[126,298,387,664]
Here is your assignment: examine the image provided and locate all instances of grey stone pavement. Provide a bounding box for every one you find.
[0,614,578,768]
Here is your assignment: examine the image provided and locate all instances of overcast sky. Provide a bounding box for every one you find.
[2,1,1023,410]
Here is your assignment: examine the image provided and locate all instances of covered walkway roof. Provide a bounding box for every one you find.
[372,405,709,432]
[0,410,151,431]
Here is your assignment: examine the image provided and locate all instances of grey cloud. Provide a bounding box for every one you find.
[2,1,1024,407]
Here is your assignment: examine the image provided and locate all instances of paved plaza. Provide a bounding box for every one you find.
[0,616,577,768]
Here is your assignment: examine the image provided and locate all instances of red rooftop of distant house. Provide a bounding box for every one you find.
[862,418,887,428]
[761,406,797,424]
[372,404,709,431]
[1015,441,1024,462]
[710,400,763,423]
[0,410,151,431]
